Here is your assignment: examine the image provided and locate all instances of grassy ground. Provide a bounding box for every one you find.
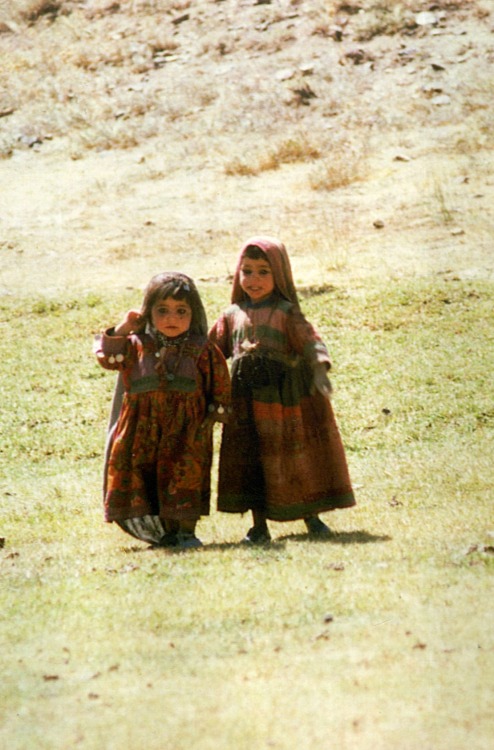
[1,0,494,747]
[1,278,493,749]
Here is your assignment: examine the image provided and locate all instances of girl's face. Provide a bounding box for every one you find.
[151,296,192,338]
[239,257,275,303]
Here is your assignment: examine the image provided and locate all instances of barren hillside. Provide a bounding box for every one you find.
[1,0,493,295]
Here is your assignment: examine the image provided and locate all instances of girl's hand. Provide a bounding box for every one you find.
[114,310,144,336]
[312,363,333,399]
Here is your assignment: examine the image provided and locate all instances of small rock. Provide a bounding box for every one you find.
[431,94,451,106]
[415,11,438,26]
[431,61,446,71]
[329,25,344,42]
[276,68,295,81]
[451,228,465,236]
[394,154,411,162]
[342,48,374,66]
[373,220,384,229]
[172,13,189,25]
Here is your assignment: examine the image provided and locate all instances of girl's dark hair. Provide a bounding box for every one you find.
[242,244,269,261]
[141,272,207,335]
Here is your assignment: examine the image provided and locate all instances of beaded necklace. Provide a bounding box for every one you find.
[153,330,190,382]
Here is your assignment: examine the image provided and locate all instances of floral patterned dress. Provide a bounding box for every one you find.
[95,329,230,525]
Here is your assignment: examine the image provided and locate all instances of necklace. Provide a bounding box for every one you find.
[153,330,190,381]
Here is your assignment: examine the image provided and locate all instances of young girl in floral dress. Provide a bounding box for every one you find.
[209,237,355,543]
[95,272,230,548]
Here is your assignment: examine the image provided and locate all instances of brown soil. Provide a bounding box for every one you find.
[1,0,493,296]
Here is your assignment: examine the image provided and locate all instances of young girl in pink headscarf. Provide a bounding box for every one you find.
[209,237,355,543]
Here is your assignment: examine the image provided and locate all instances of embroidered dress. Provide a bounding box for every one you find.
[95,330,230,527]
[209,236,355,522]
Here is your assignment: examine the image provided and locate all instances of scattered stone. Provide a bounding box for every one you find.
[431,94,451,105]
[329,25,344,42]
[275,68,296,81]
[398,48,418,61]
[342,48,374,66]
[172,13,189,25]
[422,83,444,96]
[290,83,317,105]
[451,228,465,236]
[0,108,14,118]
[415,11,438,26]
[431,61,446,71]
[299,63,315,76]
[18,134,44,148]
[0,22,14,34]
[394,154,411,162]
[373,219,384,229]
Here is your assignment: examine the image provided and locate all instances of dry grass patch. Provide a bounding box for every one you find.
[309,136,368,191]
[224,134,321,177]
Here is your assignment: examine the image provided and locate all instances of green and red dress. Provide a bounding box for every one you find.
[209,295,355,521]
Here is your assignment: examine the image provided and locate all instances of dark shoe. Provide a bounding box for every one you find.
[177,532,203,549]
[305,516,331,537]
[158,530,179,547]
[243,524,271,544]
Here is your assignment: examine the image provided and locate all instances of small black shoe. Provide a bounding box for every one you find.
[158,530,179,547]
[243,524,271,544]
[304,516,331,537]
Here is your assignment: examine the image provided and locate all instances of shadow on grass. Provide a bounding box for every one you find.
[276,530,392,545]
[124,529,391,554]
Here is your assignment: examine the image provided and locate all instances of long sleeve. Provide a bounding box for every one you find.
[198,341,231,423]
[208,313,233,360]
[94,328,133,371]
[287,308,331,370]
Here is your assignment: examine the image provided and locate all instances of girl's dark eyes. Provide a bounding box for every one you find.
[241,268,271,275]
[156,307,190,316]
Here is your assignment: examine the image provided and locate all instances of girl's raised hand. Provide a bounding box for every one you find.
[114,310,144,336]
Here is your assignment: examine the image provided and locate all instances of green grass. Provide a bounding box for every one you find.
[1,278,493,749]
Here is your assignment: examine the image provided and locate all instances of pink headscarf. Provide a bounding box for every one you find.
[231,236,300,309]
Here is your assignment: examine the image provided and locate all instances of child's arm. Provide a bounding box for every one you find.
[198,342,232,428]
[288,308,333,398]
[312,362,333,398]
[208,314,232,359]
[94,309,141,371]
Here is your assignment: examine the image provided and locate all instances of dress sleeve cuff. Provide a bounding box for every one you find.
[100,328,128,356]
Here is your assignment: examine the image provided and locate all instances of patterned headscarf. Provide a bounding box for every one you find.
[231,236,300,309]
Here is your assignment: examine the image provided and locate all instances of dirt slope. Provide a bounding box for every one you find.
[1,0,493,295]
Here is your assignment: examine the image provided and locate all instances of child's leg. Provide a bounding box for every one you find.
[304,515,331,536]
[178,519,196,534]
[177,518,203,548]
[244,508,271,544]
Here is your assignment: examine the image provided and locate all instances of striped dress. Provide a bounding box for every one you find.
[209,295,355,521]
